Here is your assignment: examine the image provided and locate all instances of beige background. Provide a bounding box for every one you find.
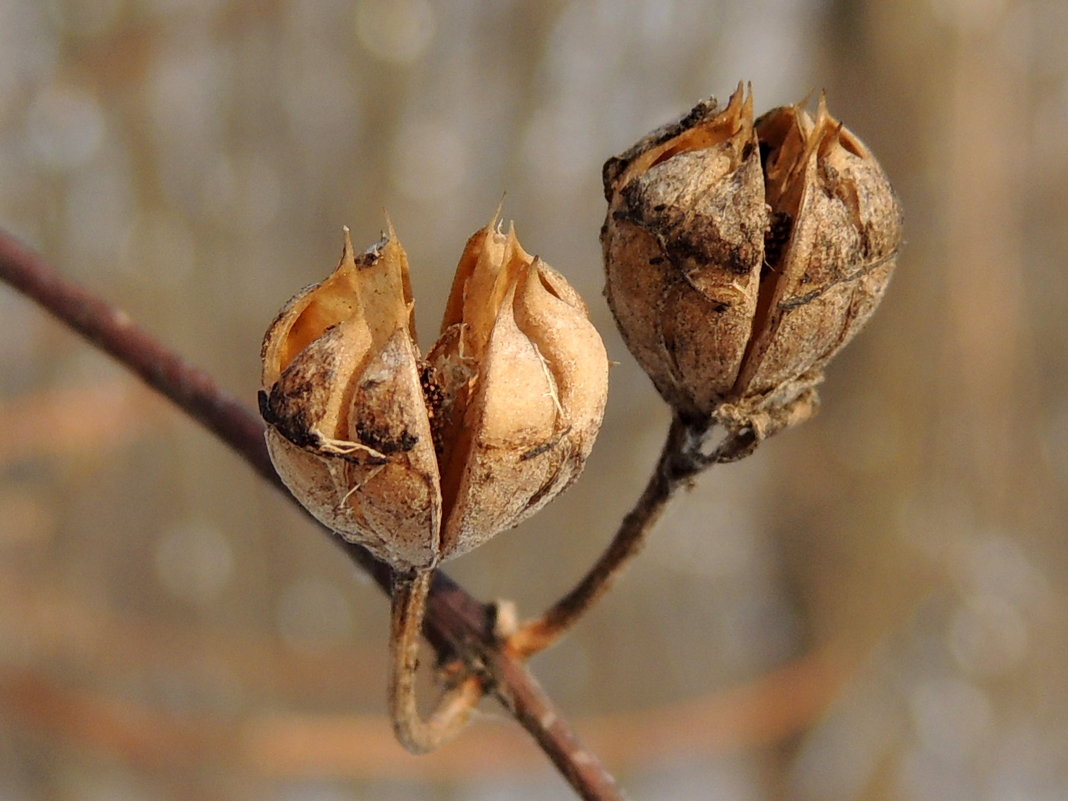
[1,1,1066,799]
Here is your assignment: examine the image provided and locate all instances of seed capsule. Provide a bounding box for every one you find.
[602,84,902,438]
[260,217,609,569]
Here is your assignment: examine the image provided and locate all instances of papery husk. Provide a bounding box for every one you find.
[432,222,608,558]
[602,85,902,438]
[261,216,610,569]
[260,228,441,569]
[602,84,766,417]
[735,96,901,401]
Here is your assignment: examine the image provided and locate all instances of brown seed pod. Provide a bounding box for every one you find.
[260,216,609,570]
[602,83,902,439]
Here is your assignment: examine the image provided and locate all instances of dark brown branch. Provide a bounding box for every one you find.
[489,647,629,801]
[0,227,625,801]
[0,230,274,484]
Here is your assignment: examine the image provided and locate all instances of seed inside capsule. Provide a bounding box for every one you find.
[763,211,793,274]
[419,361,447,458]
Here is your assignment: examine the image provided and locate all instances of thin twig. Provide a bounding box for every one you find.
[489,646,630,801]
[388,567,483,753]
[509,414,755,658]
[0,227,625,801]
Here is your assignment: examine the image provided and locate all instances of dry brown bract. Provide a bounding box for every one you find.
[260,216,609,570]
[602,84,902,440]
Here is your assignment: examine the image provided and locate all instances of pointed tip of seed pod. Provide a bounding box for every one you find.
[808,94,854,160]
[816,89,830,122]
[724,81,751,128]
[341,226,356,264]
[525,254,544,286]
[813,92,843,144]
[378,211,412,270]
[815,119,845,161]
[489,195,507,233]
[383,210,399,242]
[504,221,533,266]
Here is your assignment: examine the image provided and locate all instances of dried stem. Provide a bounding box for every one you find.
[509,414,755,658]
[488,645,630,801]
[0,227,625,801]
[389,567,483,753]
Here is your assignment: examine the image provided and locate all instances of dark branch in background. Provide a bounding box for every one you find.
[0,228,627,801]
[0,231,275,483]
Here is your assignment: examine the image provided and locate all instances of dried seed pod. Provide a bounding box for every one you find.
[260,216,609,570]
[602,84,902,439]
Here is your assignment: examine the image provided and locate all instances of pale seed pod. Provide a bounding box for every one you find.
[431,225,609,558]
[602,84,902,439]
[260,228,441,569]
[738,95,901,403]
[260,216,609,570]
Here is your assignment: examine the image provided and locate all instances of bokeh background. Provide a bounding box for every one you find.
[2,0,1066,799]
